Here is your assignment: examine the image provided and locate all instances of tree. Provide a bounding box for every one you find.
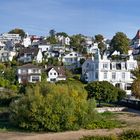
[95,34,104,43]
[131,66,140,98]
[46,36,58,44]
[9,28,25,38]
[85,81,126,105]
[49,29,56,37]
[110,32,129,54]
[70,34,85,53]
[56,32,68,37]
[98,42,106,58]
[10,83,96,131]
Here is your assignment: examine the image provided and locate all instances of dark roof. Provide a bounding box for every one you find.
[18,64,41,69]
[46,66,66,77]
[18,47,39,57]
[133,30,140,40]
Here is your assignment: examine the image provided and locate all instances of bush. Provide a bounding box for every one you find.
[81,135,117,140]
[9,83,97,132]
[120,129,140,140]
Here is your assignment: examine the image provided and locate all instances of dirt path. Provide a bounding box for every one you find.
[0,110,140,140]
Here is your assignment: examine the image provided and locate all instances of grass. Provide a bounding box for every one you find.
[85,111,126,130]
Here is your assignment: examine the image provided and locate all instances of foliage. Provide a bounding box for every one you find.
[47,57,61,66]
[70,34,85,53]
[81,135,117,140]
[98,42,106,58]
[49,29,56,37]
[46,36,58,44]
[85,81,126,104]
[95,34,104,43]
[8,28,25,38]
[85,111,123,129]
[131,66,140,99]
[9,83,97,131]
[110,32,129,55]
[56,32,68,37]
[120,129,140,140]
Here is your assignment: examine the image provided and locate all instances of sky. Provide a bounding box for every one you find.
[0,0,140,39]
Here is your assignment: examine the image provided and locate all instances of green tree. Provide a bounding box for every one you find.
[98,42,106,58]
[95,34,104,43]
[85,81,125,105]
[70,34,85,53]
[46,36,58,44]
[49,29,56,37]
[10,83,96,131]
[56,32,68,37]
[9,28,25,38]
[110,32,129,54]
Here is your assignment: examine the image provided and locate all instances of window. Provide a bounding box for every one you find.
[116,63,121,70]
[125,83,132,90]
[121,63,126,69]
[104,72,107,79]
[122,72,125,79]
[50,73,52,75]
[112,63,116,70]
[50,78,56,82]
[70,53,73,56]
[103,63,108,69]
[112,72,116,80]
[54,73,56,75]
[32,76,39,82]
[95,64,98,69]
[95,72,98,79]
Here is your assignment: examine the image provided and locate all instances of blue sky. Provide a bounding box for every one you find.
[0,0,140,39]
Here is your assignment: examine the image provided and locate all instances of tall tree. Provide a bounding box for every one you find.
[110,32,129,54]
[95,34,104,43]
[56,32,68,37]
[70,34,85,53]
[49,29,56,37]
[9,28,25,38]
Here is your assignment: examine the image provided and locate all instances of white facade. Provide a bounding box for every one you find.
[62,51,84,68]
[0,33,21,43]
[17,64,41,84]
[23,36,31,47]
[87,43,98,54]
[47,67,66,82]
[82,49,137,95]
[38,44,51,52]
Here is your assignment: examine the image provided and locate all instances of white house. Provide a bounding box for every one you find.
[38,44,52,52]
[0,47,16,62]
[86,43,98,54]
[62,51,84,68]
[57,35,70,45]
[46,66,66,82]
[0,33,21,44]
[17,64,42,84]
[22,34,32,47]
[131,29,140,55]
[82,49,137,95]
[18,47,43,63]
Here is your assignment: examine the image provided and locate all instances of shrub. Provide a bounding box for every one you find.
[120,129,140,140]
[9,83,97,132]
[80,135,117,140]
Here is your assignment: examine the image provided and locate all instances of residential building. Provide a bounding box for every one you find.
[62,51,84,69]
[0,33,21,44]
[82,49,137,95]
[131,29,140,55]
[17,64,41,84]
[46,66,66,82]
[18,47,43,63]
